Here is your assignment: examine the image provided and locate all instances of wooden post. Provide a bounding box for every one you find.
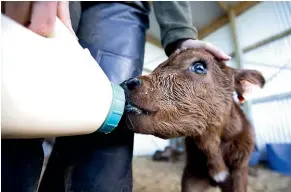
[228,9,243,68]
[217,1,229,12]
[228,8,253,123]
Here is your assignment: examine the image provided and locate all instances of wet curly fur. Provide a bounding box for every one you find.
[124,48,265,192]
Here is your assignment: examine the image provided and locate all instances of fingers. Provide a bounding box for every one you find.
[200,41,231,61]
[3,1,75,38]
[180,39,231,61]
[2,2,32,26]
[28,1,58,37]
[57,1,74,33]
[1,1,5,13]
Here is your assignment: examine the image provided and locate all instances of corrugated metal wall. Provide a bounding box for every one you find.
[251,93,291,159]
[204,1,291,159]
[243,1,291,159]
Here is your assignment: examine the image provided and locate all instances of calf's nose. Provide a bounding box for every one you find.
[121,78,142,90]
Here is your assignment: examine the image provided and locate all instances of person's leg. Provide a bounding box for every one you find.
[2,139,44,192]
[39,2,149,192]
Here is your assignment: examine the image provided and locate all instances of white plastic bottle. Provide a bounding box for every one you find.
[1,14,125,138]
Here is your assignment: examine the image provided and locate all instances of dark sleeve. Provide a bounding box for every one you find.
[152,1,198,56]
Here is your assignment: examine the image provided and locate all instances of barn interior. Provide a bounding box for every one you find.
[132,1,291,192]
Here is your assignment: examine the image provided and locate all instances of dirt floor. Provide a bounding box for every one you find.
[132,156,291,192]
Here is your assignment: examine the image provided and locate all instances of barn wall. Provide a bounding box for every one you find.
[203,1,291,159]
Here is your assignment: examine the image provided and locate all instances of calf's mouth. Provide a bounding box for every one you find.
[124,100,152,115]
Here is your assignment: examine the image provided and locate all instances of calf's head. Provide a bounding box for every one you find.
[121,48,265,139]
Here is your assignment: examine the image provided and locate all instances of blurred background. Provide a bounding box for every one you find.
[132,1,291,192]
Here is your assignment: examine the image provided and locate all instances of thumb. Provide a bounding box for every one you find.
[29,1,58,37]
[57,1,77,39]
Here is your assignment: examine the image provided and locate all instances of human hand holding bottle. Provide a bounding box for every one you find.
[1,1,74,37]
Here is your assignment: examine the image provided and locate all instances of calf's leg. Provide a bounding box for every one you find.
[181,169,211,192]
[219,167,248,192]
[197,133,229,183]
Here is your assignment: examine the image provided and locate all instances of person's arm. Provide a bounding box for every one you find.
[152,1,196,56]
[152,1,231,60]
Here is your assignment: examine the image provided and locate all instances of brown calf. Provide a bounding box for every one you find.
[122,48,265,192]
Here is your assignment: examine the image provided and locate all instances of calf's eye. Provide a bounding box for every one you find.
[190,61,207,74]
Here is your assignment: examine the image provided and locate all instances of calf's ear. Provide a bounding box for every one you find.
[233,69,265,103]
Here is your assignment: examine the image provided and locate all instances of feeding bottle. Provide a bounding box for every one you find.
[1,14,125,138]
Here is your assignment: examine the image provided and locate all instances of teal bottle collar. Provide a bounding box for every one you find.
[98,83,125,134]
